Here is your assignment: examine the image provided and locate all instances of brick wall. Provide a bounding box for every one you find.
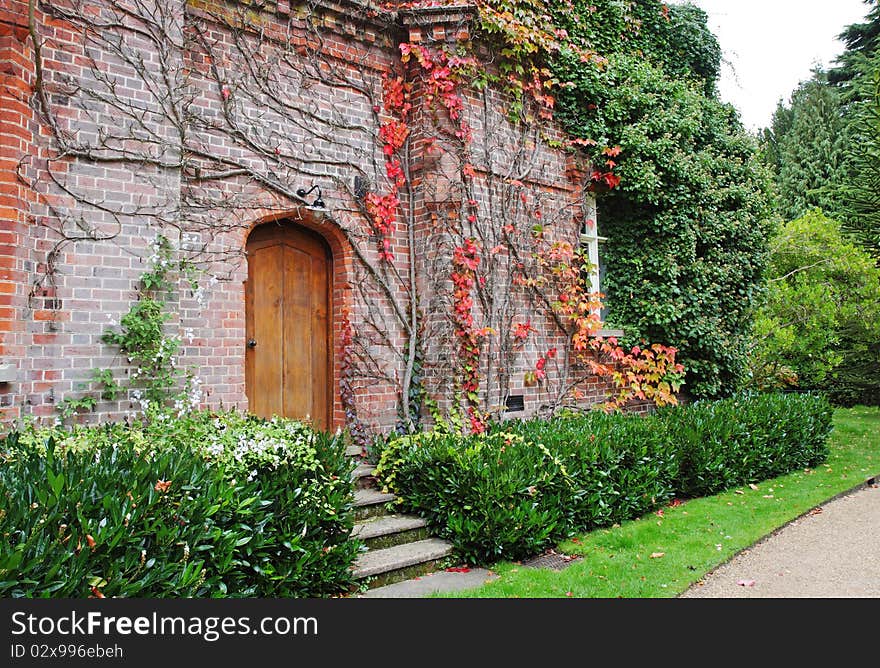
[0,0,614,432]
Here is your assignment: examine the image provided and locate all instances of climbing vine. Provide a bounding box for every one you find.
[58,236,204,423]
[25,0,701,435]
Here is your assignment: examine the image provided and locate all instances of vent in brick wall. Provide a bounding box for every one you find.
[505,394,524,412]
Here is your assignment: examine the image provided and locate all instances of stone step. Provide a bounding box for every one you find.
[353,514,429,549]
[352,463,375,479]
[351,463,377,490]
[352,538,454,588]
[353,488,396,520]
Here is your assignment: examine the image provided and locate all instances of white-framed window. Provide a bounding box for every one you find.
[579,198,605,294]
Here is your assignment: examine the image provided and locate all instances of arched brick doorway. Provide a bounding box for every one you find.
[245,222,332,430]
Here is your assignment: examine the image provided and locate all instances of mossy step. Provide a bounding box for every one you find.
[352,463,377,490]
[352,538,454,583]
[352,463,375,480]
[353,514,429,549]
[353,488,396,520]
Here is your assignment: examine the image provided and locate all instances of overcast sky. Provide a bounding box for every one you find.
[683,0,872,131]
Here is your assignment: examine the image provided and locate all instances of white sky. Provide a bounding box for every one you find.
[683,0,872,131]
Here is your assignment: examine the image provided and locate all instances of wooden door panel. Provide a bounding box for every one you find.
[245,224,331,430]
[310,251,329,428]
[283,246,313,420]
[251,244,285,418]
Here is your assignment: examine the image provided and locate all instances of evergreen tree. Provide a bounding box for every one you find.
[842,63,880,258]
[830,1,880,257]
[766,74,852,221]
[828,0,880,97]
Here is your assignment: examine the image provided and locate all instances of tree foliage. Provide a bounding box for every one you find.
[827,0,880,96]
[840,61,880,256]
[762,74,853,222]
[764,1,879,258]
[748,210,880,405]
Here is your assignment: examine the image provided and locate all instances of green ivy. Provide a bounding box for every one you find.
[472,0,774,398]
[554,53,774,397]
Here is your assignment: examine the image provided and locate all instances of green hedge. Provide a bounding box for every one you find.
[375,432,570,562]
[660,392,833,497]
[376,393,833,564]
[509,412,679,532]
[0,411,359,598]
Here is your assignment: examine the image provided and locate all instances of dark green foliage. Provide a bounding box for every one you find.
[477,1,772,398]
[840,65,880,257]
[555,53,773,397]
[660,393,833,497]
[766,3,879,258]
[550,1,720,92]
[0,412,358,598]
[507,412,678,529]
[378,395,833,564]
[763,75,854,221]
[376,432,570,563]
[828,0,880,95]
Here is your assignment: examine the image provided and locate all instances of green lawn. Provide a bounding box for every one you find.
[439,405,880,598]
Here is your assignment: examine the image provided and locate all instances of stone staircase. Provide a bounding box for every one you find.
[349,457,454,589]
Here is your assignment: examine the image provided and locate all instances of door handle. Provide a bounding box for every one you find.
[247,339,257,349]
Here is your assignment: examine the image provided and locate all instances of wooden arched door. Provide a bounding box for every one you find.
[245,223,331,430]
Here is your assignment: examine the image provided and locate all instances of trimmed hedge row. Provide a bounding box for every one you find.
[375,393,833,564]
[0,411,359,598]
[662,393,833,497]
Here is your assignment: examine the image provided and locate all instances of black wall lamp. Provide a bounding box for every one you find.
[297,185,325,209]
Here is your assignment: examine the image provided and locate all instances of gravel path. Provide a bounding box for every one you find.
[681,482,880,598]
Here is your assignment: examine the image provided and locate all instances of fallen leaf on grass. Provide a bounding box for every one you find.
[762,494,774,499]
[748,483,759,491]
[737,579,755,587]
[650,552,665,559]
[565,591,573,597]
[735,490,744,495]
[656,509,664,517]
[809,507,823,516]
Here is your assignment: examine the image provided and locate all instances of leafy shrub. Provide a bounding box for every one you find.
[377,394,833,564]
[661,392,833,497]
[0,410,358,598]
[507,412,678,530]
[376,431,571,563]
[748,210,880,406]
